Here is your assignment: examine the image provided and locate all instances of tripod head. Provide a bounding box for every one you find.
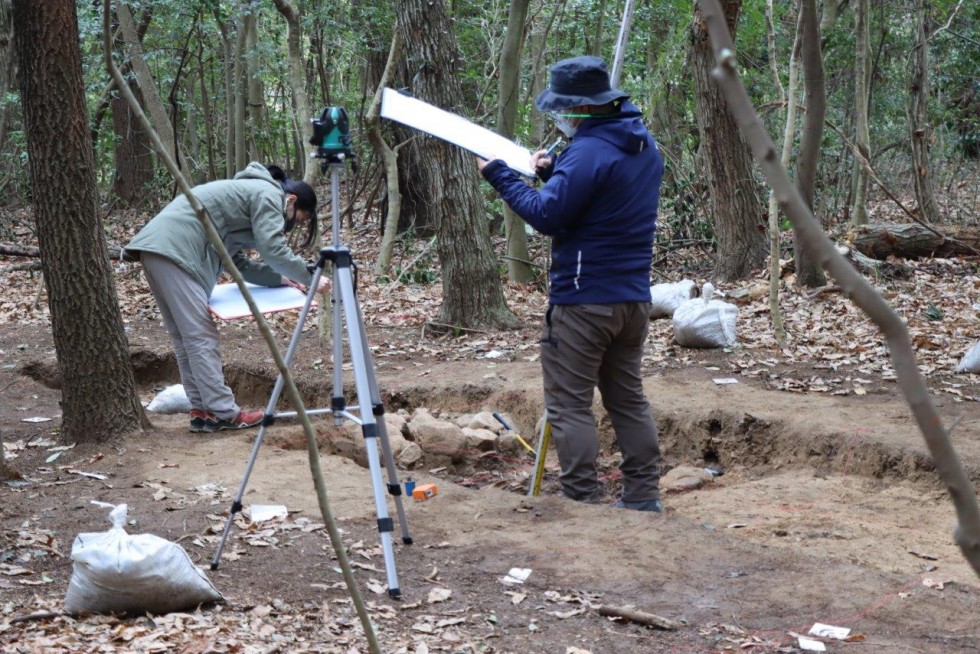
[310,106,356,172]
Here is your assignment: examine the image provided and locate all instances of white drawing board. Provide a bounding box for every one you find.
[208,282,314,320]
[380,87,535,178]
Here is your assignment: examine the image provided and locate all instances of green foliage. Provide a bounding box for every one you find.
[391,260,438,286]
[0,0,976,242]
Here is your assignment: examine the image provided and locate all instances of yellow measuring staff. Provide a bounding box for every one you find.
[528,415,551,497]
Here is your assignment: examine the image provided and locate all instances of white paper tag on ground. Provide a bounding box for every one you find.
[798,636,827,652]
[500,568,532,585]
[249,504,288,522]
[712,378,739,385]
[21,416,52,423]
[809,623,851,640]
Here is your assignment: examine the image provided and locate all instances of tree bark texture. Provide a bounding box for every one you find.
[850,223,980,260]
[908,0,940,224]
[792,0,827,287]
[13,0,147,442]
[395,0,516,330]
[497,0,533,284]
[692,0,766,282]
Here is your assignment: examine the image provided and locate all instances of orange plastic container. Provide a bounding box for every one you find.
[412,483,438,501]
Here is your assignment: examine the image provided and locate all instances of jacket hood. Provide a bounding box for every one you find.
[234,162,281,187]
[574,101,651,154]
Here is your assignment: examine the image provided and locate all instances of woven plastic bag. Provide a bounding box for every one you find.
[64,502,223,615]
[671,283,739,348]
[650,280,699,319]
[956,341,980,374]
[146,384,191,414]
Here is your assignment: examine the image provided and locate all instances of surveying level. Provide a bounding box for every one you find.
[311,106,353,164]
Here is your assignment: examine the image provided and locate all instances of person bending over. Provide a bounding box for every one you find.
[478,56,665,512]
[125,162,328,433]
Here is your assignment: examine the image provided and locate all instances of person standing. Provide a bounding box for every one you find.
[125,162,328,433]
[478,56,665,511]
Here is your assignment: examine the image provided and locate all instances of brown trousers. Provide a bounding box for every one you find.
[540,302,661,503]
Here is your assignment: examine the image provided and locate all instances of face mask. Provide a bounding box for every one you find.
[555,116,577,138]
[283,203,297,233]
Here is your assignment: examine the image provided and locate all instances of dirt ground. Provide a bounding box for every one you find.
[2,305,979,653]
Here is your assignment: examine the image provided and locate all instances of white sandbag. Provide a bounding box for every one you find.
[146,384,191,414]
[956,341,980,373]
[64,502,223,615]
[671,283,739,348]
[650,280,699,319]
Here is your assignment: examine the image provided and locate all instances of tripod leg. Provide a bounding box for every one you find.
[329,167,345,426]
[334,259,402,598]
[331,260,345,424]
[210,268,325,570]
[353,297,413,545]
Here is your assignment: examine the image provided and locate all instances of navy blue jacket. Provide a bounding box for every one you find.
[482,101,663,304]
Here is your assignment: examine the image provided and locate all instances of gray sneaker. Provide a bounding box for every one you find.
[613,498,663,513]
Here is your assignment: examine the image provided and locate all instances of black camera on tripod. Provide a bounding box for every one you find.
[310,107,354,168]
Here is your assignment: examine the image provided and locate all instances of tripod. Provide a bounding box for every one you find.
[210,160,412,599]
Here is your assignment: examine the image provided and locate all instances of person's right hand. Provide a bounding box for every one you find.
[530,149,553,173]
[314,276,331,295]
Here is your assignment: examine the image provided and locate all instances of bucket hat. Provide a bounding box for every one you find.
[535,55,629,112]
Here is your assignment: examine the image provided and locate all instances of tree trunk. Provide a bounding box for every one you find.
[497,0,533,284]
[116,2,186,178]
[244,11,264,162]
[196,33,217,180]
[793,0,827,287]
[850,223,980,260]
[819,0,846,34]
[908,0,940,224]
[212,12,236,178]
[850,0,871,226]
[233,16,247,171]
[765,1,801,348]
[367,30,404,276]
[272,0,317,184]
[111,77,154,206]
[395,0,517,330]
[692,0,766,282]
[12,0,148,442]
[0,0,15,154]
[589,0,609,56]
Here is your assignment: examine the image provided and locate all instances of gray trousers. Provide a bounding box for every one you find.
[541,302,661,503]
[141,252,240,420]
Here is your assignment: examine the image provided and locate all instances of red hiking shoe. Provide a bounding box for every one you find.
[212,409,265,431]
[189,409,218,433]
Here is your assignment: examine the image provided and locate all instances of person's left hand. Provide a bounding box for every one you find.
[281,276,330,296]
[476,154,498,171]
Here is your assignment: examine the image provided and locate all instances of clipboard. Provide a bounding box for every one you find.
[380,87,535,178]
[208,282,314,320]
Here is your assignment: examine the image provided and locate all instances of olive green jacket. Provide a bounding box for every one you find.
[125,163,312,295]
